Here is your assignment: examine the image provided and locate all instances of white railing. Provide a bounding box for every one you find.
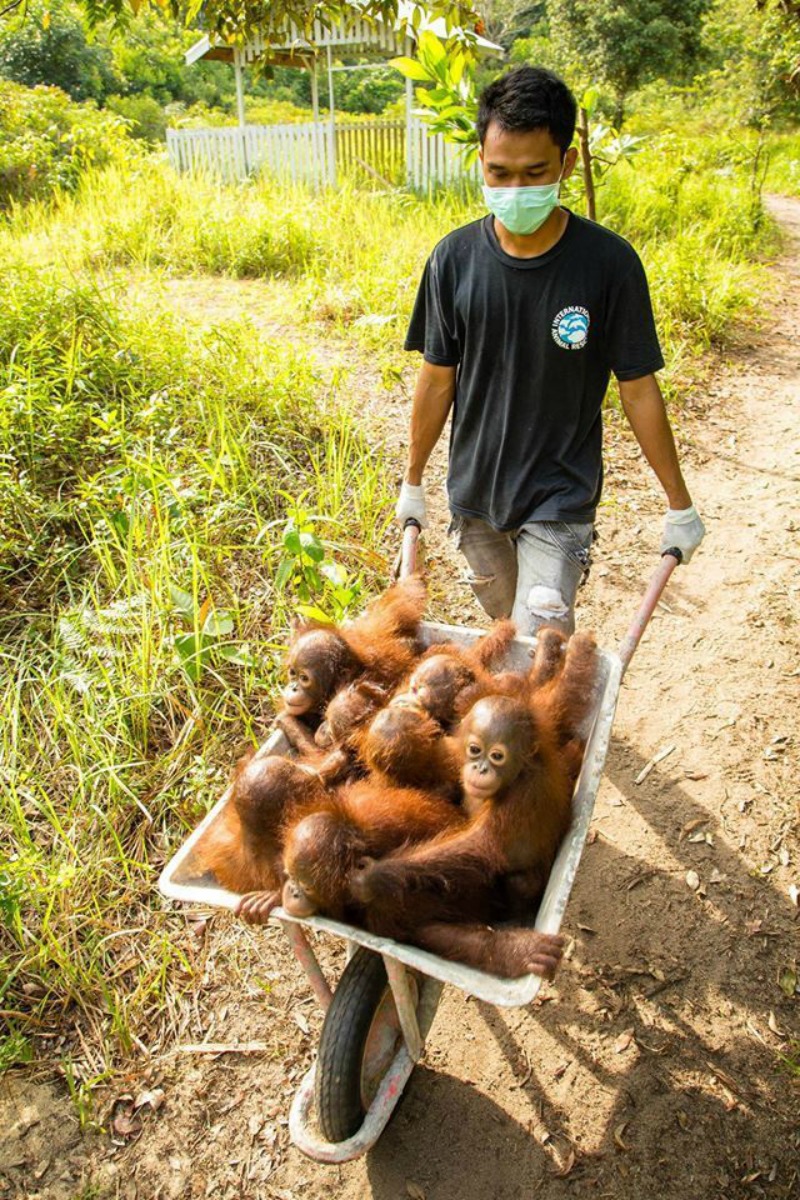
[166,123,333,185]
[407,119,480,188]
[166,119,479,190]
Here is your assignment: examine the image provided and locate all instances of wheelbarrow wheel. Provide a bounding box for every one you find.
[315,947,420,1144]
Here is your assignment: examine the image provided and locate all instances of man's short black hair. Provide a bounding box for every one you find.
[476,66,577,156]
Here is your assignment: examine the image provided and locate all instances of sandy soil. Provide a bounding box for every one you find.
[1,197,798,1200]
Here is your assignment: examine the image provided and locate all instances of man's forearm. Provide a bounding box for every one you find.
[405,362,457,485]
[618,374,692,509]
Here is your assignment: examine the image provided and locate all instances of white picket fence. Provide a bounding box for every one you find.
[166,122,332,186]
[407,119,479,189]
[166,119,479,190]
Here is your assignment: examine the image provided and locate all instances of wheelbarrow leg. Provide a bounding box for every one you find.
[384,957,424,1061]
[279,919,332,1012]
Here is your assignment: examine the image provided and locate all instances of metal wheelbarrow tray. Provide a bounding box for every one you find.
[158,552,678,1163]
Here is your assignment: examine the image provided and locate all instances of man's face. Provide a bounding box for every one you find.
[480,121,577,188]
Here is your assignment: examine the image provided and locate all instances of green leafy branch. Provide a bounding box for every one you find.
[170,588,256,683]
[271,493,362,624]
[391,31,480,165]
[574,86,648,220]
[581,88,648,177]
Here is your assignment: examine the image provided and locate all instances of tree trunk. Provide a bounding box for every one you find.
[613,92,626,130]
[576,106,596,223]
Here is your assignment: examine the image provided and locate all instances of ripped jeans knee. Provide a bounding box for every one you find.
[449,512,593,631]
[511,520,594,637]
[464,569,516,620]
[524,584,573,635]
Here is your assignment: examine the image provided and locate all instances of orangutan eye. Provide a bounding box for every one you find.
[299,672,311,686]
[489,748,507,765]
[467,742,482,758]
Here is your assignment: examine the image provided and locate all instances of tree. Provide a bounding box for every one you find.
[752,1,800,115]
[477,0,546,48]
[105,8,198,104]
[701,0,800,124]
[548,0,712,127]
[0,0,121,101]
[41,0,481,47]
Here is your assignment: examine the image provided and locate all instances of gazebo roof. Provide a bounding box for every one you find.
[185,2,502,66]
[185,35,312,66]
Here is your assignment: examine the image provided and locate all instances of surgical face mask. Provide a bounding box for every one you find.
[482,169,563,236]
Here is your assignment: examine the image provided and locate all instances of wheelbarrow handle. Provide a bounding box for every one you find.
[399,518,422,580]
[617,548,683,676]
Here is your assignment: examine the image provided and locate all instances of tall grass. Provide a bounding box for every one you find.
[0,263,394,1091]
[766,131,800,197]
[1,137,774,387]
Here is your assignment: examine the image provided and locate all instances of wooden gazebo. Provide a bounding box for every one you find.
[168,4,501,188]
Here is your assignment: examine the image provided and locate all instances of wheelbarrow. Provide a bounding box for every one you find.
[159,520,682,1162]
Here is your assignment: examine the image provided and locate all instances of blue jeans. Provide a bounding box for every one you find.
[448,514,594,636]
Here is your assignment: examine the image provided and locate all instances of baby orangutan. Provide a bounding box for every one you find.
[315,680,389,750]
[277,679,389,785]
[393,618,517,730]
[240,780,465,925]
[195,754,325,899]
[351,692,572,979]
[352,702,462,800]
[279,575,426,739]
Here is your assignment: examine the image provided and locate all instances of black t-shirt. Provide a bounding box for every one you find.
[404,209,664,531]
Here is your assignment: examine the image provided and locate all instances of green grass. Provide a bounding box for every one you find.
[766,131,800,196]
[0,117,791,1101]
[1,131,776,391]
[779,1040,800,1080]
[0,262,395,1087]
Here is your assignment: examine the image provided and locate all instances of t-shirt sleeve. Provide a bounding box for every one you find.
[604,251,665,381]
[404,252,461,366]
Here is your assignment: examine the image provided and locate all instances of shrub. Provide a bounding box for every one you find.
[105,92,167,142]
[0,80,133,207]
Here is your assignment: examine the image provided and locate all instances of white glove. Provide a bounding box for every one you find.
[661,504,705,564]
[395,481,428,529]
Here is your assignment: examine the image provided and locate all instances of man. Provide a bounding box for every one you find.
[396,66,705,635]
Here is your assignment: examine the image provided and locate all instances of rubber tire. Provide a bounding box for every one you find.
[315,947,395,1144]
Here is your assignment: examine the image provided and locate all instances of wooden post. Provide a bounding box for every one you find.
[234,47,248,178]
[577,106,596,223]
[326,44,337,187]
[309,60,322,187]
[310,59,320,121]
[404,35,414,188]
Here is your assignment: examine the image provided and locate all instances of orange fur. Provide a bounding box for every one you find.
[395,618,519,729]
[281,780,465,919]
[351,692,574,977]
[281,574,427,726]
[353,704,461,799]
[195,755,327,894]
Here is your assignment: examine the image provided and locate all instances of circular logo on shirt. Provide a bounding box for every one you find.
[552,306,590,350]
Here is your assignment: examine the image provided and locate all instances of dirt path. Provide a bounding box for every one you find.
[2,199,798,1200]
